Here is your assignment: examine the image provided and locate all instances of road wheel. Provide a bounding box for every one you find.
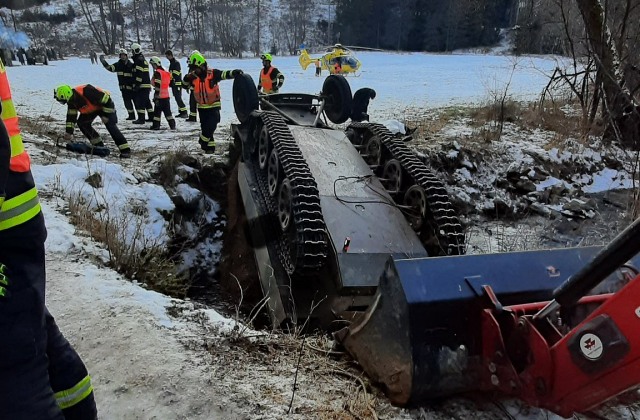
[322,75,352,124]
[233,73,259,123]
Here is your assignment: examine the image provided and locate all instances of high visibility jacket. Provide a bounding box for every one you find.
[102,58,135,91]
[65,85,114,134]
[183,68,234,109]
[0,61,41,231]
[132,53,152,89]
[152,68,171,99]
[260,67,275,93]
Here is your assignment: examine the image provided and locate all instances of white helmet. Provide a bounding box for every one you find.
[149,56,161,67]
[118,48,127,56]
[131,43,141,54]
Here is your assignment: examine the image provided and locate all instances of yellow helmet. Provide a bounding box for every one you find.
[54,85,72,104]
[188,51,206,67]
[260,53,272,62]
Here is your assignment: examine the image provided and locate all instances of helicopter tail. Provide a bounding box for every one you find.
[298,49,314,70]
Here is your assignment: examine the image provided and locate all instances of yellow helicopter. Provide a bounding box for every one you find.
[299,44,362,75]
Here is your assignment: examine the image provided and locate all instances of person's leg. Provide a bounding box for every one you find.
[198,107,212,150]
[122,89,136,120]
[133,90,146,124]
[162,99,176,129]
[0,219,65,420]
[188,90,197,122]
[77,114,103,146]
[100,112,131,157]
[46,310,97,420]
[172,86,187,117]
[143,89,154,121]
[151,99,163,129]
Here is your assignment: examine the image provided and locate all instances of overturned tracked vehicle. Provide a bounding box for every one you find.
[227,75,640,416]
[229,74,465,327]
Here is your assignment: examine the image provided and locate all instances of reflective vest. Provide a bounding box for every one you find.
[153,68,171,99]
[260,66,275,93]
[193,70,221,108]
[0,61,41,231]
[74,85,103,114]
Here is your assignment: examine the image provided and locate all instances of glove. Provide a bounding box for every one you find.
[99,55,106,63]
[63,132,73,141]
[231,69,243,78]
[0,263,9,298]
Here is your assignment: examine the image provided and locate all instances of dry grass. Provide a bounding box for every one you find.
[64,181,188,298]
[155,148,199,188]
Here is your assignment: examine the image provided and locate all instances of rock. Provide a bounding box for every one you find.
[85,172,103,188]
[529,202,552,217]
[515,178,537,193]
[554,218,580,234]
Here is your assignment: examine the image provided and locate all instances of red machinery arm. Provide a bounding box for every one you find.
[479,217,640,418]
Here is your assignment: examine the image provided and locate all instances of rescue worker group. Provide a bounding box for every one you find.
[54,45,285,157]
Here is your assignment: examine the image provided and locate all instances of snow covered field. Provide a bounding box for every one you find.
[7,52,640,419]
[7,51,566,127]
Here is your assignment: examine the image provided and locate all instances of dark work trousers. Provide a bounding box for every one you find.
[188,89,197,120]
[121,89,137,120]
[171,86,187,115]
[46,310,97,420]
[198,107,220,150]
[0,214,96,420]
[152,98,176,129]
[134,88,154,122]
[78,111,131,153]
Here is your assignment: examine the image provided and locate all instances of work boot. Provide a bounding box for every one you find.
[120,149,131,158]
[177,111,188,118]
[186,115,197,122]
[150,124,161,130]
[204,145,216,154]
[169,121,176,130]
[132,118,146,124]
[126,115,136,121]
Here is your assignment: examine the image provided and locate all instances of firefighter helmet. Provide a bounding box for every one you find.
[118,48,128,56]
[260,53,272,62]
[149,56,162,67]
[188,51,206,67]
[54,85,73,104]
[131,43,142,54]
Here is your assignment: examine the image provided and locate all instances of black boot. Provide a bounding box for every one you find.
[126,115,136,121]
[132,118,146,124]
[186,115,197,122]
[177,111,188,118]
[150,124,161,130]
[120,149,131,158]
[169,121,176,130]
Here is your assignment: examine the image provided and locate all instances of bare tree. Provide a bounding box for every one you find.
[575,0,639,148]
[78,0,123,53]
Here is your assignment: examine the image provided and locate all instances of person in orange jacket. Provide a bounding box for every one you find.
[257,53,285,94]
[0,60,97,420]
[149,56,176,130]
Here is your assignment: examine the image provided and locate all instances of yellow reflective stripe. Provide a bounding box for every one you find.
[0,202,41,231]
[54,375,93,410]
[197,102,220,109]
[68,109,78,116]
[10,133,24,158]
[0,187,41,231]
[2,187,37,211]
[1,98,17,119]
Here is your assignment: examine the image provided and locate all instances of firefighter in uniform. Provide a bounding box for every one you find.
[54,84,132,158]
[165,50,188,118]
[100,48,137,121]
[0,60,97,420]
[182,52,242,153]
[257,53,285,94]
[149,57,176,130]
[130,43,154,124]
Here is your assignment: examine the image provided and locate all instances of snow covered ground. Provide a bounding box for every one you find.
[6,52,640,419]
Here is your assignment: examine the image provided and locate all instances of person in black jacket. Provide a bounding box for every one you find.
[54,84,132,158]
[100,48,137,121]
[165,50,188,118]
[350,88,376,122]
[130,43,154,124]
